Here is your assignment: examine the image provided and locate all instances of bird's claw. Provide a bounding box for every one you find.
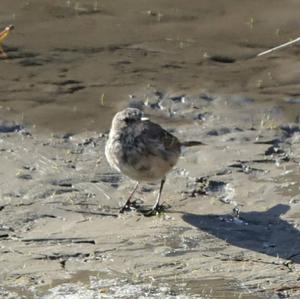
[119,200,142,213]
[142,203,169,217]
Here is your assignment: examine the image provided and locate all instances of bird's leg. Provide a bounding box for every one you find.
[149,177,166,213]
[119,181,139,213]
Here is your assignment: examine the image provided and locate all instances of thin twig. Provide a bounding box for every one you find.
[257,36,300,56]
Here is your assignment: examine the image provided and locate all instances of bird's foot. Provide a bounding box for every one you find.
[142,203,170,217]
[119,199,142,213]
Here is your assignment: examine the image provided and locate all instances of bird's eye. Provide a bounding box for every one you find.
[124,117,132,123]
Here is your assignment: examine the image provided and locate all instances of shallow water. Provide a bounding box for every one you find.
[7,270,262,299]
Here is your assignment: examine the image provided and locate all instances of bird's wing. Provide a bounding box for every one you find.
[138,120,181,161]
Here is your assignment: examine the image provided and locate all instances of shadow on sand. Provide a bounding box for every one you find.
[182,204,300,263]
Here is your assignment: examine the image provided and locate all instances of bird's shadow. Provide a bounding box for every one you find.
[182,204,300,263]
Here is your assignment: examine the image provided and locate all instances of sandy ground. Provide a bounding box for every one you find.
[1,0,300,132]
[1,1,300,298]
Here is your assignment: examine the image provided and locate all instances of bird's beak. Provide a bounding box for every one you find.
[141,117,149,121]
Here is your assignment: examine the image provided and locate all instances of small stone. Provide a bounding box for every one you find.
[289,195,300,205]
[16,171,32,180]
[0,120,23,133]
[280,123,300,136]
[284,97,300,104]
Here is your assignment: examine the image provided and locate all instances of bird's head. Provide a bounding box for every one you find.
[111,108,144,131]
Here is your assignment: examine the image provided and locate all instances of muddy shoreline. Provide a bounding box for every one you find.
[1,90,300,298]
[2,1,300,298]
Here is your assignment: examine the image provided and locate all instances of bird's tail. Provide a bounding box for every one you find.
[181,141,205,147]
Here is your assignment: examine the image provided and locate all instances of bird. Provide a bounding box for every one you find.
[105,107,203,215]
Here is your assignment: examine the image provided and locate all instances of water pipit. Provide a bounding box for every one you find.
[105,108,203,215]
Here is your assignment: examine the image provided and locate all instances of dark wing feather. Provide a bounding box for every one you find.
[138,120,181,161]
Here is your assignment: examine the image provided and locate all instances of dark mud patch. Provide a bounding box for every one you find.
[208,55,236,64]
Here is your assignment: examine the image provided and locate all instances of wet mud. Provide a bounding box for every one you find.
[1,1,300,298]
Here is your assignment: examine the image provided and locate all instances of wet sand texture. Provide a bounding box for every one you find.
[1,90,300,298]
[2,1,300,298]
